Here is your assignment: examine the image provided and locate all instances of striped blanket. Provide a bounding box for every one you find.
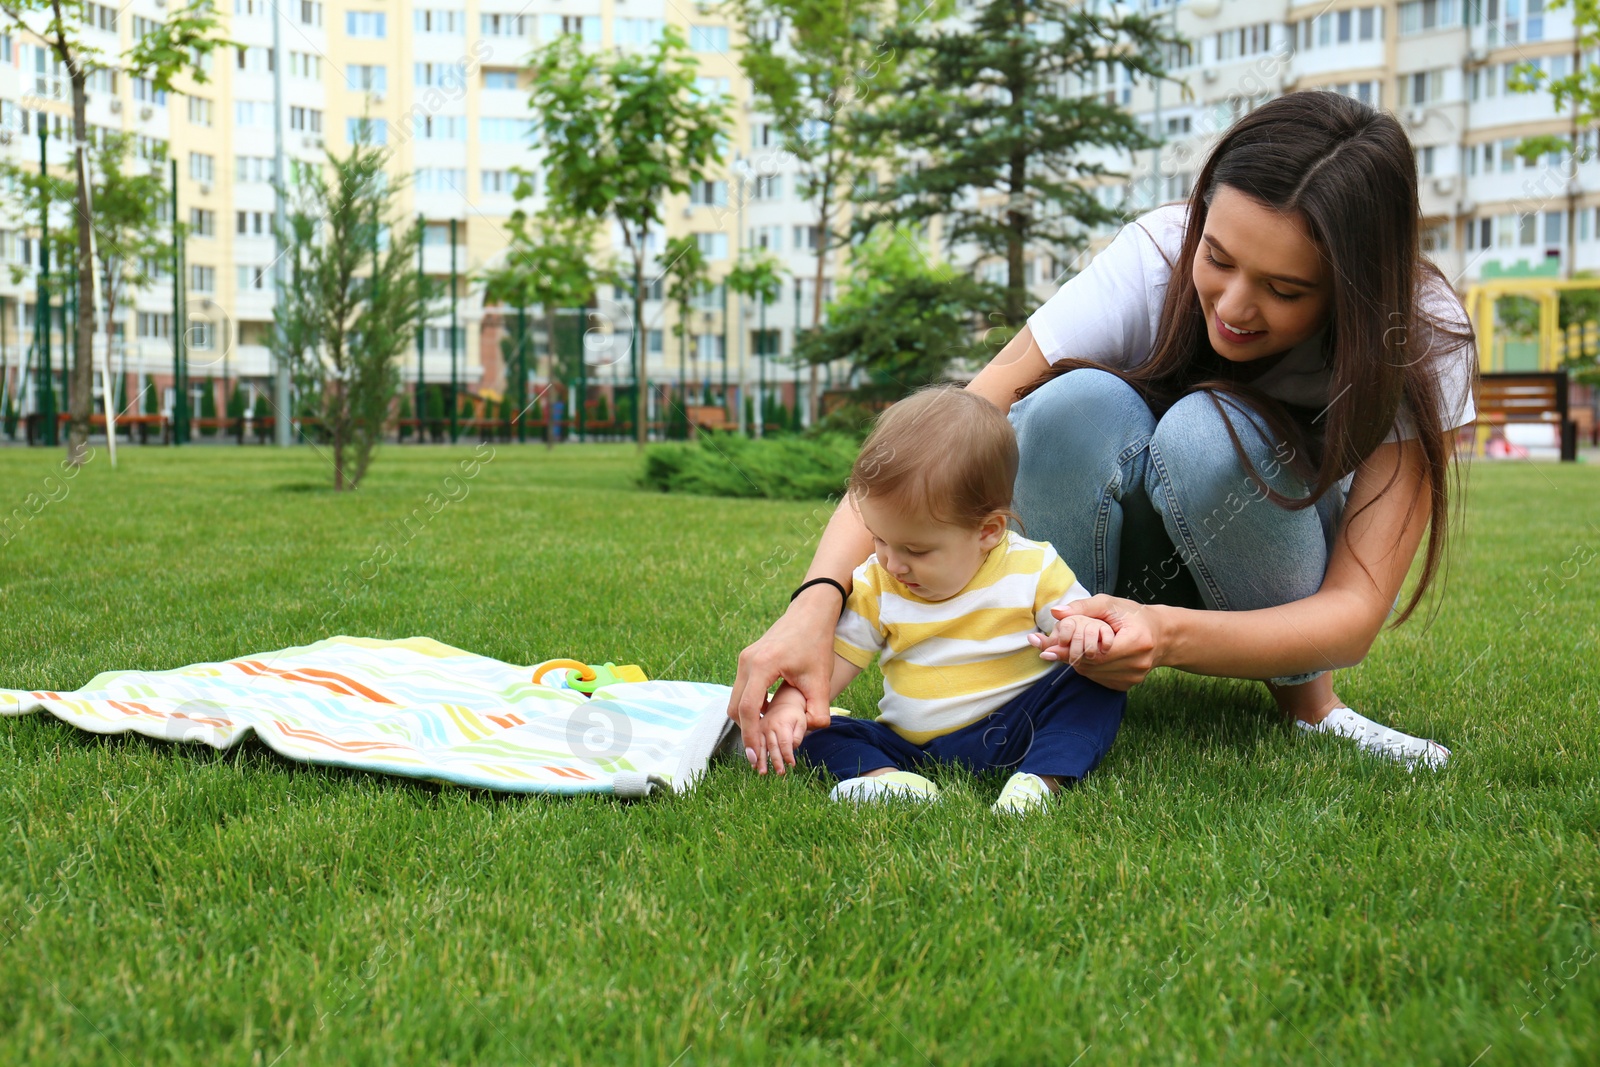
[0,636,735,797]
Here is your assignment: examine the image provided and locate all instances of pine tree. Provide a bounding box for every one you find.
[199,379,217,437]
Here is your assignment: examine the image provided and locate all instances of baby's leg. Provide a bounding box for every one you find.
[934,668,1127,785]
[795,716,922,781]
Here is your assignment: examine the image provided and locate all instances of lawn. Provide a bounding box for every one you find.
[0,442,1595,1066]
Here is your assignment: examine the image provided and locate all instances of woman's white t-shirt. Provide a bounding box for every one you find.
[1026,203,1478,453]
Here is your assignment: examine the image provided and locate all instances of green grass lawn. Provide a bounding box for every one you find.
[0,442,1595,1066]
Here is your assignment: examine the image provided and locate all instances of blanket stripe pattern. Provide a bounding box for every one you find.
[0,636,734,797]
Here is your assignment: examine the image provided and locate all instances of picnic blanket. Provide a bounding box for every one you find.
[0,636,736,797]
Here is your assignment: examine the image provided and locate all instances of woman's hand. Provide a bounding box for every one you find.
[727,587,840,765]
[1038,595,1166,691]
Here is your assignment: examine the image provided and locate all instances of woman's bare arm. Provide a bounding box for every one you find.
[725,326,1052,740]
[1053,434,1439,686]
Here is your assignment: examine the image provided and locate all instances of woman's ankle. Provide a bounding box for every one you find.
[1265,676,1342,725]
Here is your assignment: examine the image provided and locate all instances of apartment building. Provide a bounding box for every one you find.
[0,0,1592,427]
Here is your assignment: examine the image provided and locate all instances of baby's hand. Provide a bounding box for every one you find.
[743,686,808,776]
[1028,615,1115,666]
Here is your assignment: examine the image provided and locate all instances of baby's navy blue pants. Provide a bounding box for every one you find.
[796,666,1126,782]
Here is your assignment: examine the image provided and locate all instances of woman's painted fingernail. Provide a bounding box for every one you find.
[745,746,757,767]
[1041,651,1057,661]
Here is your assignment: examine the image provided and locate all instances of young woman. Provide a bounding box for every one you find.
[729,91,1475,772]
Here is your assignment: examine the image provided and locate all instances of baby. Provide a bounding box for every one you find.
[749,386,1127,813]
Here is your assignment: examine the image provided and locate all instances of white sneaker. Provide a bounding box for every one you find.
[1295,706,1450,771]
[992,772,1053,814]
[830,770,941,804]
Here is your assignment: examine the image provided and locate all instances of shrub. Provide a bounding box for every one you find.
[641,431,857,500]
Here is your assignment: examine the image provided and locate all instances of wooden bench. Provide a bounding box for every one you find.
[1474,372,1577,461]
[685,404,735,437]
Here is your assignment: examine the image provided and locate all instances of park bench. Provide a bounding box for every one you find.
[1473,372,1578,461]
[685,404,735,437]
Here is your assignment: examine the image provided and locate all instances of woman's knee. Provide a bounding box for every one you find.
[1008,368,1155,453]
[1148,392,1304,503]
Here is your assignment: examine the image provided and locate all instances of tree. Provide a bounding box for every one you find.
[528,27,730,448]
[277,141,426,489]
[0,0,229,464]
[855,0,1170,327]
[725,0,903,425]
[794,227,1001,403]
[480,209,612,449]
[661,234,710,423]
[725,251,786,435]
[1511,0,1599,281]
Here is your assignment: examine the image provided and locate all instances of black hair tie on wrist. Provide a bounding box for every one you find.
[790,577,848,615]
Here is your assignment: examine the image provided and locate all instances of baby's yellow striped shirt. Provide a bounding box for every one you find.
[834,532,1091,744]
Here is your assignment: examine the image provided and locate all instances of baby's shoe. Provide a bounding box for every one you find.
[830,770,940,804]
[992,772,1053,815]
[1294,706,1450,771]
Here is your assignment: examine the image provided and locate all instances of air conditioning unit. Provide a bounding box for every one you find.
[1202,68,1219,83]
[372,92,385,104]
[1432,176,1456,195]
[139,105,153,120]
[1467,46,1486,62]
[109,98,122,113]
[1458,199,1476,215]
[1407,107,1426,126]
[198,182,212,196]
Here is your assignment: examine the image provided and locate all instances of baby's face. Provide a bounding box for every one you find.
[856,495,1006,602]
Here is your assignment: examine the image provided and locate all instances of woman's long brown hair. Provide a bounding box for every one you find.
[1019,91,1473,625]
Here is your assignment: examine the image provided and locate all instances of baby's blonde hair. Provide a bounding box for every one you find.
[849,386,1020,530]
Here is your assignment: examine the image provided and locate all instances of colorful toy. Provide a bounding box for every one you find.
[532,659,650,695]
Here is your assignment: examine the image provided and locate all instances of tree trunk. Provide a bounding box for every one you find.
[546,305,558,448]
[809,156,834,429]
[67,68,94,466]
[633,233,647,448]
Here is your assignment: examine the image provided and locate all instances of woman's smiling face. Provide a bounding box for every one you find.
[1191,185,1334,362]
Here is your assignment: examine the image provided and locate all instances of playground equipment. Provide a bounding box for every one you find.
[1461,277,1599,460]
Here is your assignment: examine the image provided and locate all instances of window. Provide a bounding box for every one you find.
[345,11,385,38]
[1545,210,1564,246]
[696,232,729,258]
[689,180,728,207]
[481,169,510,193]
[189,265,215,292]
[299,0,322,26]
[132,16,160,38]
[424,326,465,350]
[752,175,781,200]
[483,69,518,90]
[1166,115,1192,135]
[792,224,820,251]
[648,329,663,354]
[289,53,320,79]
[236,46,274,73]
[480,13,528,36]
[415,9,463,33]
[82,2,118,31]
[137,136,167,162]
[189,153,215,182]
[189,209,215,236]
[290,107,323,133]
[1399,0,1458,33]
[348,65,386,92]
[415,62,467,89]
[137,313,172,340]
[235,101,271,126]
[237,210,268,235]
[1359,7,1376,38]
[418,116,464,140]
[479,117,533,142]
[695,77,731,99]
[749,224,782,251]
[615,18,664,47]
[234,0,264,13]
[1415,145,1436,175]
[539,14,600,43]
[236,156,272,183]
[690,24,730,52]
[347,118,387,145]
[188,98,213,126]
[237,265,271,291]
[188,322,214,350]
[415,168,467,193]
[1399,69,1446,106]
[1216,23,1272,60]
[132,76,168,106]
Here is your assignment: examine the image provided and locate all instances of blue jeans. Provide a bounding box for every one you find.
[1007,369,1345,686]
[797,666,1126,782]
